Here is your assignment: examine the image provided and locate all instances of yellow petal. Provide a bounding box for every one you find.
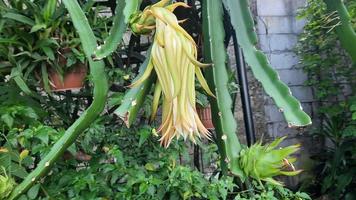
[151,81,162,121]
[129,60,154,88]
[163,24,181,98]
[152,0,170,8]
[165,2,190,12]
[195,66,215,97]
[150,7,195,44]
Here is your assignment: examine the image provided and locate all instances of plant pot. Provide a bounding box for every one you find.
[48,48,87,91]
[196,105,214,129]
[49,64,87,92]
[63,150,92,162]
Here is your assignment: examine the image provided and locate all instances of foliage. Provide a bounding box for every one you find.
[1,105,236,199]
[322,0,356,63]
[0,0,313,198]
[234,181,311,200]
[297,0,356,198]
[297,0,356,101]
[0,0,112,93]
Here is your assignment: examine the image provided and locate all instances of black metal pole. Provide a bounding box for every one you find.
[232,32,256,146]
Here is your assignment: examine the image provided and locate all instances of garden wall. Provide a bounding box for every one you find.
[231,0,319,186]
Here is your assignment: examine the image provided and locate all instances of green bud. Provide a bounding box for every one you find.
[239,137,301,185]
[129,11,156,35]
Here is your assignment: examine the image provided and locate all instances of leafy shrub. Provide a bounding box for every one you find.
[297,0,356,198]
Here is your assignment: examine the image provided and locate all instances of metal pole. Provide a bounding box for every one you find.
[232,32,256,146]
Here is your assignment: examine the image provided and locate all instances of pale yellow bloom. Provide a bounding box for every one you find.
[130,1,214,147]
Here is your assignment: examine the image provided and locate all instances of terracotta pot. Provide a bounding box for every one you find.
[49,64,87,92]
[63,150,92,162]
[196,105,214,129]
[48,48,87,91]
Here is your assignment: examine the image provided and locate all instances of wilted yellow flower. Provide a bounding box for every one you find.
[129,0,214,147]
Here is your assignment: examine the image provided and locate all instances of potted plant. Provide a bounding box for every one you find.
[196,92,214,129]
[0,0,99,92]
[46,48,87,91]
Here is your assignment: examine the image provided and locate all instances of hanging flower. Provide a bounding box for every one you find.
[129,0,214,147]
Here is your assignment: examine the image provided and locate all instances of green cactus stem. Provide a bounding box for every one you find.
[8,0,109,199]
[202,0,243,178]
[323,0,356,63]
[114,50,155,127]
[223,0,312,127]
[93,0,141,60]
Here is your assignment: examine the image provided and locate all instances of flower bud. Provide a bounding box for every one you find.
[239,137,301,185]
[129,11,156,35]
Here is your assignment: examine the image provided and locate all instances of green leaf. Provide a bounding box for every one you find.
[109,148,124,166]
[145,163,156,171]
[1,114,14,128]
[37,38,59,48]
[139,182,148,194]
[41,63,51,94]
[10,163,29,179]
[336,173,353,193]
[3,12,35,26]
[342,125,356,137]
[0,38,22,45]
[352,113,356,120]
[30,24,47,33]
[296,191,310,199]
[351,104,356,111]
[35,128,49,145]
[41,47,55,61]
[27,184,40,200]
[138,127,151,147]
[43,0,57,22]
[11,68,32,95]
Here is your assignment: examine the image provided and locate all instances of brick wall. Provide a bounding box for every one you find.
[254,0,318,186]
[255,0,317,140]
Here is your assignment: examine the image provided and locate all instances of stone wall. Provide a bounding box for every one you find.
[255,0,320,186]
[256,0,318,143]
